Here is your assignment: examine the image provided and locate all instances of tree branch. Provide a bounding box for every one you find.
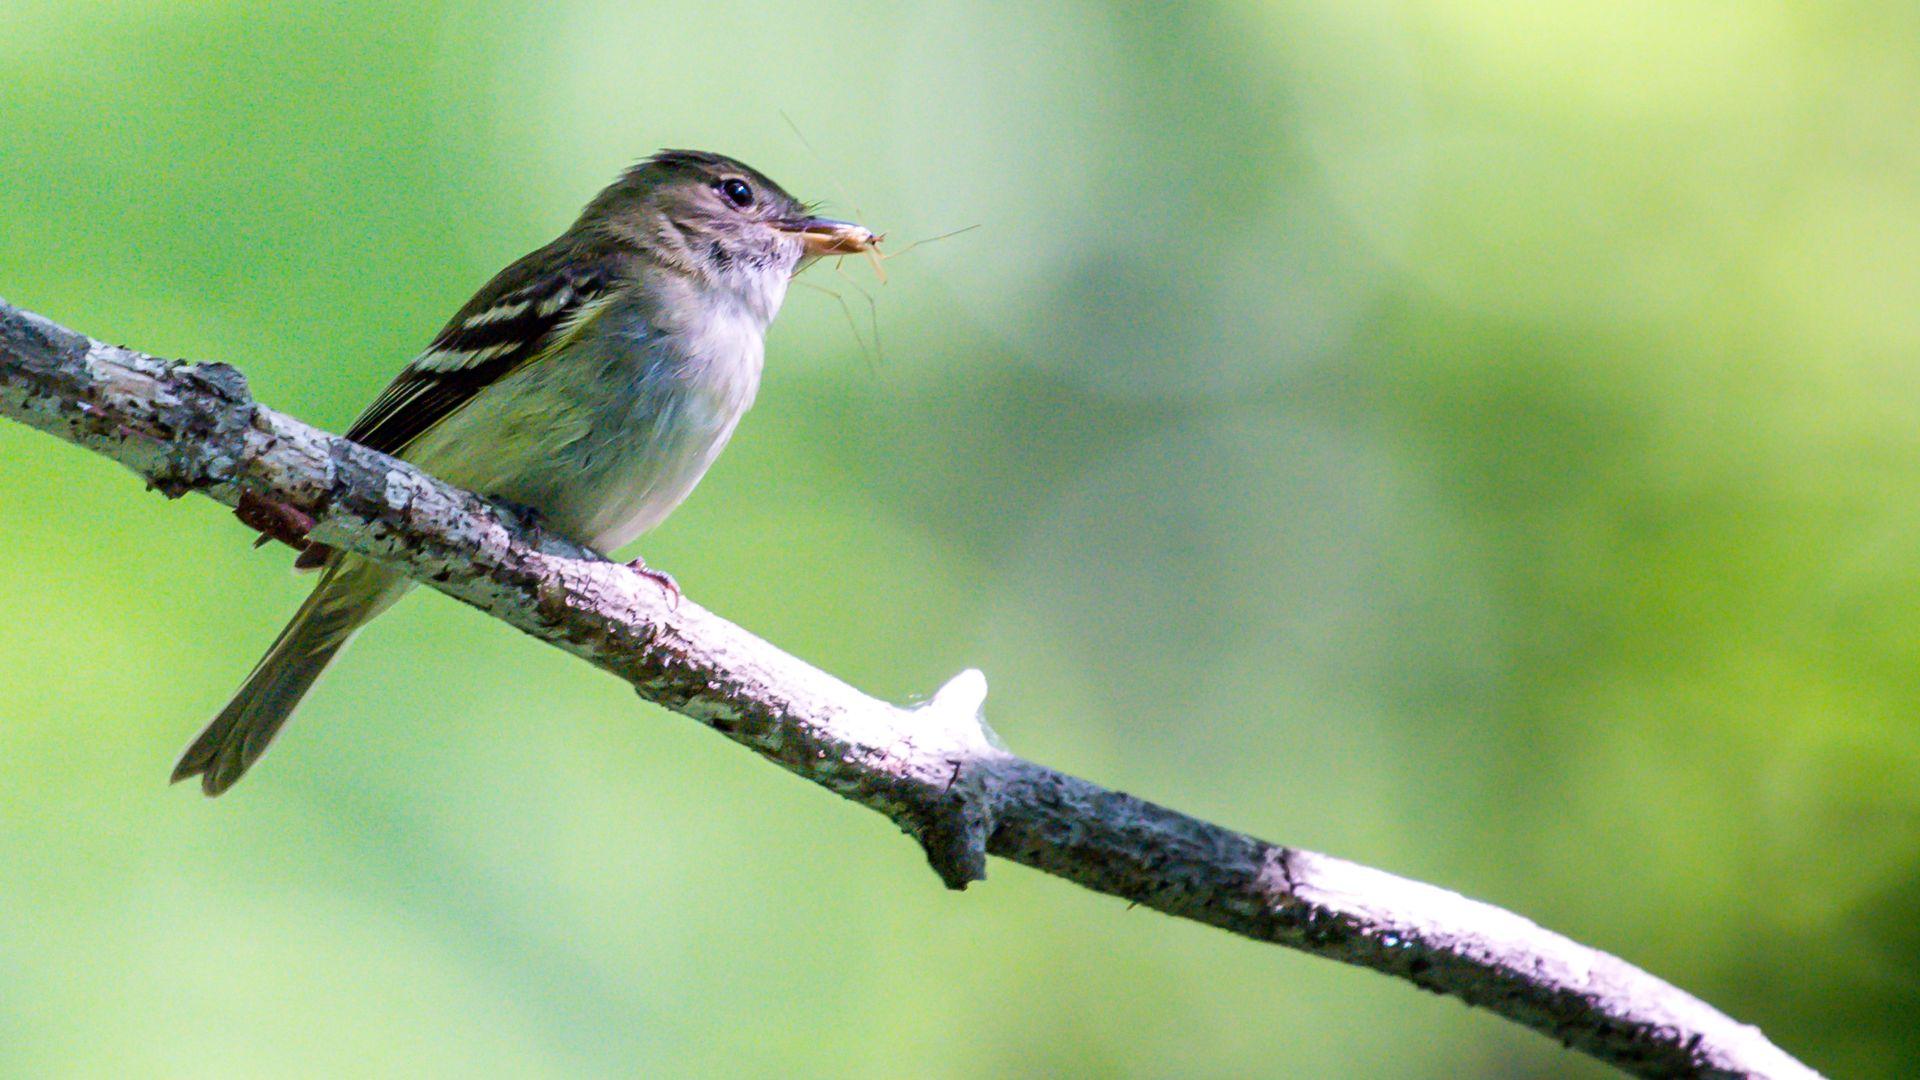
[0,297,1818,1079]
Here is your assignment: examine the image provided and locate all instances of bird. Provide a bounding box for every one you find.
[172,148,876,795]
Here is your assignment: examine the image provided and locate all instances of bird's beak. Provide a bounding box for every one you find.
[779,216,880,257]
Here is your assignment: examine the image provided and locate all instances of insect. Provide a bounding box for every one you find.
[794,218,889,280]
[776,112,979,361]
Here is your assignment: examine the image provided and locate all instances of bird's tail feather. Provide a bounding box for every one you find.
[173,559,401,795]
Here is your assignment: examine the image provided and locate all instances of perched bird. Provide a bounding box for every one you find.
[173,149,876,795]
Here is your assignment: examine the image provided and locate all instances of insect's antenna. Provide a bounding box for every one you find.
[780,110,868,226]
[883,223,983,261]
[795,278,878,375]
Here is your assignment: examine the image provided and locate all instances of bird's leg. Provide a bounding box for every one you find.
[236,490,316,552]
[488,496,677,606]
[624,555,681,609]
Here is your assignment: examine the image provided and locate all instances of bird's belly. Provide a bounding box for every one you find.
[560,398,742,550]
[406,322,760,554]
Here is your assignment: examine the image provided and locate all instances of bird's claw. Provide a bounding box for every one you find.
[237,490,315,552]
[624,557,681,609]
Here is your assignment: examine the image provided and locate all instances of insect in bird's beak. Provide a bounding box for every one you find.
[780,216,881,257]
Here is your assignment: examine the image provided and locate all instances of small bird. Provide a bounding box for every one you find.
[173,149,876,795]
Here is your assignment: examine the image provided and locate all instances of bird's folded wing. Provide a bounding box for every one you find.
[345,239,626,458]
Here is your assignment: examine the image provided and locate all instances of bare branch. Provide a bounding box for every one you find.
[0,297,1819,1079]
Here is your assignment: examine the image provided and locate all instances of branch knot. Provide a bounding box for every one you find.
[908,669,1003,890]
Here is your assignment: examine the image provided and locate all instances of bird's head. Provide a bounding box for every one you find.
[579,149,876,289]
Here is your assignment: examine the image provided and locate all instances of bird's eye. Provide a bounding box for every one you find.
[718,178,754,208]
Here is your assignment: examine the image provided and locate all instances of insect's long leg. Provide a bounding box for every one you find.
[795,279,877,374]
[781,110,870,227]
[834,260,882,369]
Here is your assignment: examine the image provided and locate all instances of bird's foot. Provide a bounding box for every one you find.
[236,490,315,552]
[624,556,681,609]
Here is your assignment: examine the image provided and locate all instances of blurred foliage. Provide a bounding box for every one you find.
[1,1,1914,1076]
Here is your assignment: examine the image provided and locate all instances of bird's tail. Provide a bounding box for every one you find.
[173,558,405,795]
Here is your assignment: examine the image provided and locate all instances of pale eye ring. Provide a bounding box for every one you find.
[718,178,754,208]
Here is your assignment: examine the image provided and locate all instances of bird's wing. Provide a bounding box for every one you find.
[345,238,627,458]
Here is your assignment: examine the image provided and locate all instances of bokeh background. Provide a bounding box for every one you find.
[0,2,1912,1076]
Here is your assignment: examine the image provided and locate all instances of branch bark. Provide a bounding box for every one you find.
[0,296,1818,1080]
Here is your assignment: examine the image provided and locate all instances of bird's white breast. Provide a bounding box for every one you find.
[408,277,778,554]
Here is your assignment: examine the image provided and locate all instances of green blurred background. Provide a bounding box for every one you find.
[0,2,1912,1076]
